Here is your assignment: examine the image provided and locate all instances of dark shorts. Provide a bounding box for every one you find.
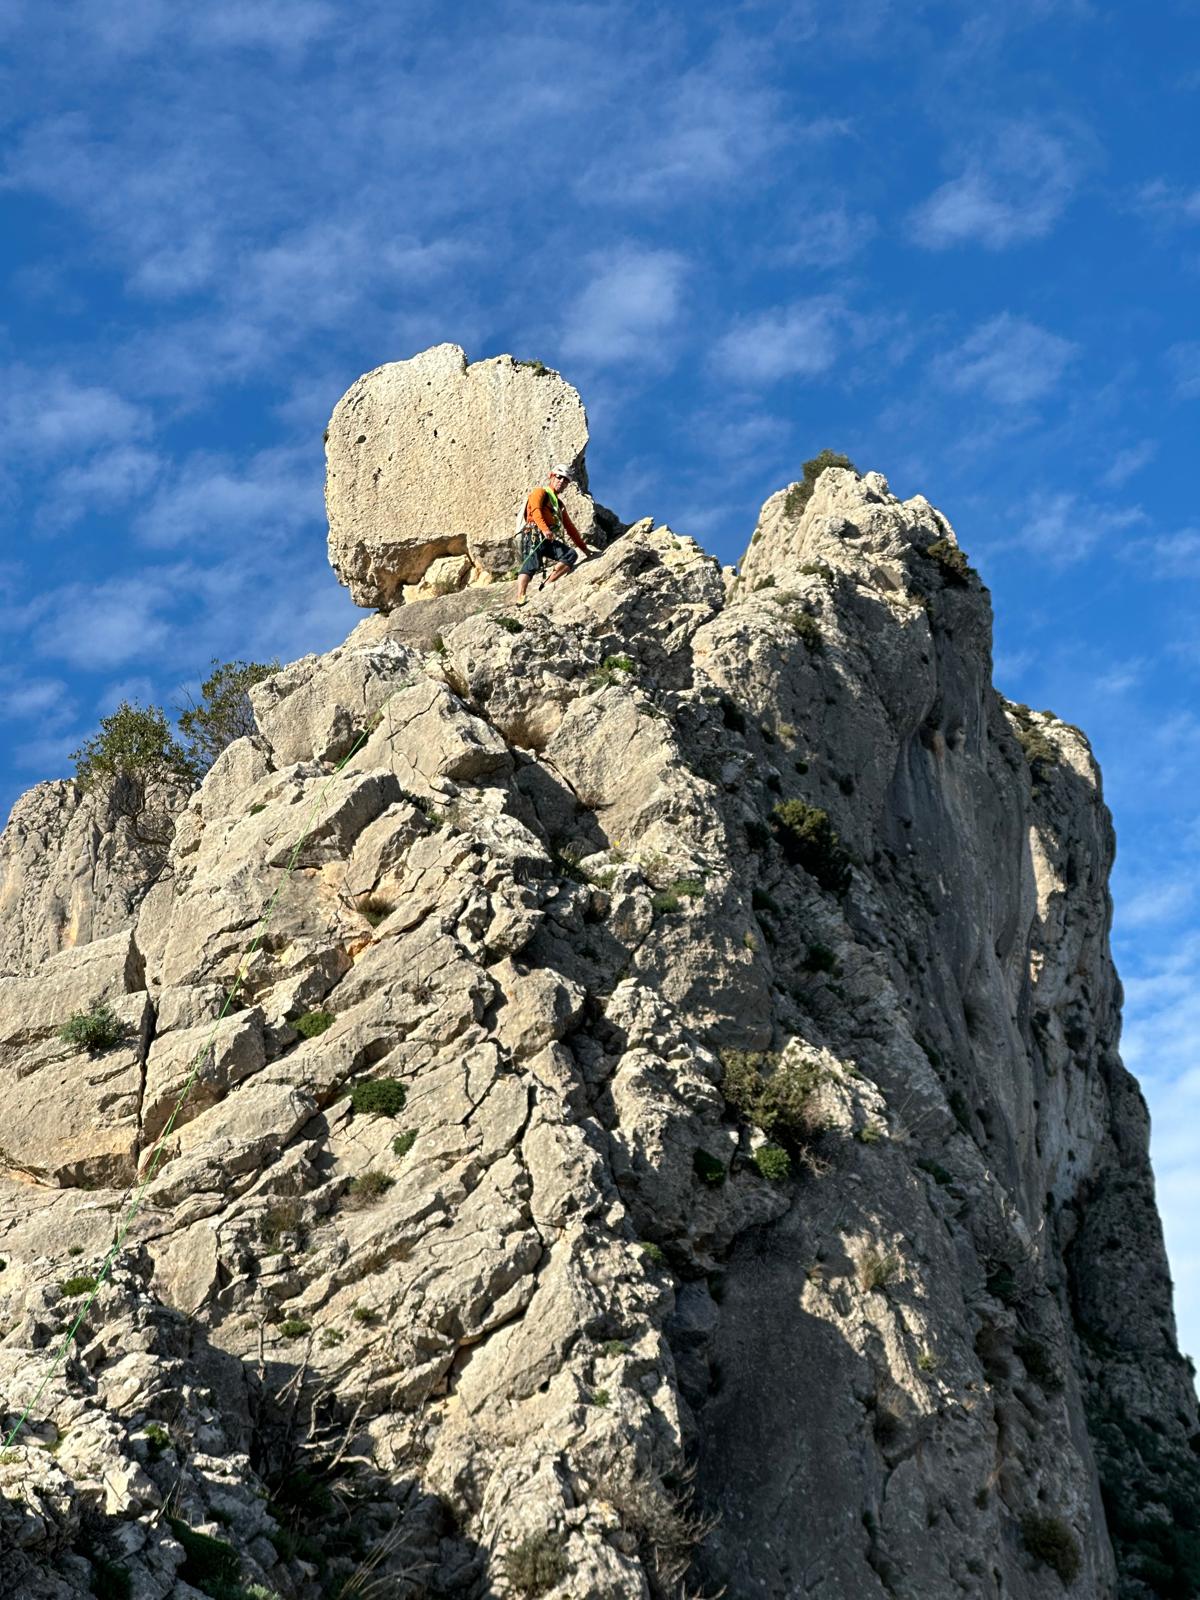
[518,538,577,577]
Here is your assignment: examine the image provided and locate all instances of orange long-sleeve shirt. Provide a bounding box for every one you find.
[525,486,587,553]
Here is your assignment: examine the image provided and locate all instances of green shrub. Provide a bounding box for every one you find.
[320,1327,345,1348]
[781,451,857,520]
[497,615,525,633]
[692,1150,726,1187]
[753,1144,791,1182]
[652,889,682,915]
[143,1421,171,1457]
[351,1305,379,1326]
[638,1241,667,1267]
[347,1170,394,1206]
[591,1388,611,1407]
[514,358,550,376]
[60,1275,97,1298]
[248,802,267,816]
[278,1318,311,1340]
[177,658,278,777]
[917,1348,939,1373]
[293,1010,334,1039]
[57,1000,126,1053]
[167,1517,242,1598]
[790,612,823,651]
[349,1078,407,1116]
[742,930,758,952]
[771,800,852,894]
[856,1122,883,1144]
[720,1049,824,1143]
[803,941,838,974]
[589,654,637,689]
[392,1130,418,1160]
[1007,702,1058,777]
[503,1530,570,1596]
[602,1339,628,1357]
[1021,1513,1081,1582]
[258,1199,306,1251]
[71,700,194,791]
[90,1558,133,1600]
[916,1156,953,1187]
[925,538,972,586]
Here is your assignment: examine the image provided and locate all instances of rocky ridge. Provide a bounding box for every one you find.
[0,353,1196,1600]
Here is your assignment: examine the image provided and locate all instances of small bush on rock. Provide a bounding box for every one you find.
[589,654,636,689]
[925,538,972,587]
[58,1000,126,1053]
[354,892,394,928]
[60,1275,98,1298]
[350,1078,407,1117]
[177,658,278,776]
[790,612,823,651]
[1021,1513,1081,1583]
[720,1049,825,1144]
[348,1170,394,1206]
[772,800,852,894]
[167,1517,243,1597]
[1007,702,1058,778]
[858,1249,902,1293]
[782,450,857,520]
[293,1010,334,1039]
[753,1144,791,1182]
[392,1130,417,1160]
[278,1318,311,1340]
[693,1150,726,1187]
[503,1530,570,1597]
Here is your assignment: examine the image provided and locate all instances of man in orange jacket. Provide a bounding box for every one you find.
[515,464,591,606]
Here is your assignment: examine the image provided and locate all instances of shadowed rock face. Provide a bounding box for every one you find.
[0,443,1195,1600]
[325,343,595,607]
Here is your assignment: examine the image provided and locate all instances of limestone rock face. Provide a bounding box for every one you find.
[325,344,594,607]
[0,451,1194,1600]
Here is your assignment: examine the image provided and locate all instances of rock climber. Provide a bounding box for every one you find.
[514,465,591,606]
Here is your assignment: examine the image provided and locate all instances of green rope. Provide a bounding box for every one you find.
[3,702,392,1449]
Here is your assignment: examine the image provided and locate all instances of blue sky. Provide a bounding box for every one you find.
[1,0,1198,1353]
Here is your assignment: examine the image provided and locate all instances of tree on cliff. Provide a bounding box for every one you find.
[70,659,276,865]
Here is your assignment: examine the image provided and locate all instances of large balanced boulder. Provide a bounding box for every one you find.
[325,343,594,607]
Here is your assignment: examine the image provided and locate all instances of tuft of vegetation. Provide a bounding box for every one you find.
[248,802,266,816]
[58,999,126,1053]
[917,1348,939,1373]
[144,1422,171,1457]
[320,1327,345,1348]
[924,538,972,587]
[351,1305,380,1326]
[857,1249,902,1293]
[502,1530,570,1596]
[692,1150,726,1187]
[720,1049,825,1144]
[742,929,758,952]
[349,1078,407,1117]
[591,1388,611,1407]
[652,889,682,916]
[790,611,823,651]
[589,653,637,690]
[60,1275,98,1299]
[753,1144,791,1182]
[497,615,525,633]
[856,1122,883,1144]
[258,1198,306,1252]
[513,358,551,377]
[782,450,858,520]
[347,1170,394,1207]
[391,1130,418,1160]
[293,1010,334,1039]
[167,1517,243,1599]
[602,1339,629,1357]
[71,700,193,792]
[90,1557,134,1600]
[771,799,852,894]
[1021,1513,1081,1583]
[916,1156,953,1187]
[354,892,394,928]
[176,658,278,776]
[1007,702,1058,779]
[278,1318,312,1340]
[638,1241,667,1267]
[802,941,839,974]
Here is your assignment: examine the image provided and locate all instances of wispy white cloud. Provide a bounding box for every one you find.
[934,313,1077,406]
[783,203,878,267]
[710,297,846,384]
[561,248,689,369]
[1011,490,1145,566]
[1167,342,1200,399]
[910,119,1087,250]
[133,445,320,549]
[1101,439,1157,488]
[0,367,150,460]
[1133,178,1200,227]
